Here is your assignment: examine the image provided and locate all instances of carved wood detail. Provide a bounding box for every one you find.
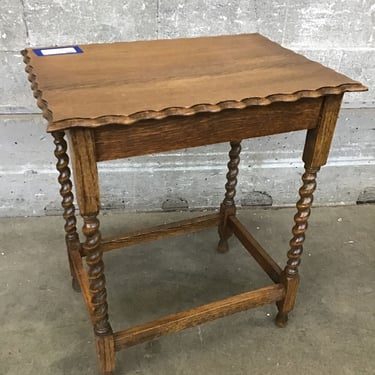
[52,131,80,290]
[275,165,319,327]
[21,32,367,132]
[21,50,53,123]
[22,34,367,374]
[218,141,241,253]
[223,141,242,207]
[53,131,79,243]
[82,214,112,336]
[46,83,367,130]
[285,166,319,278]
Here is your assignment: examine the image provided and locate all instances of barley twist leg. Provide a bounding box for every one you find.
[52,131,81,292]
[82,215,112,336]
[217,140,241,253]
[275,166,319,327]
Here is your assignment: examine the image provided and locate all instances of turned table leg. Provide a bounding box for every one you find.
[275,166,319,327]
[276,94,343,327]
[83,213,115,374]
[69,128,116,374]
[52,131,81,292]
[217,140,241,253]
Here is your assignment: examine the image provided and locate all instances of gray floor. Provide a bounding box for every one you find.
[1,205,374,375]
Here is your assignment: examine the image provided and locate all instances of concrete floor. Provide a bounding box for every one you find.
[1,205,374,375]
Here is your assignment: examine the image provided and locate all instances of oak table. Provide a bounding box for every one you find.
[22,34,366,374]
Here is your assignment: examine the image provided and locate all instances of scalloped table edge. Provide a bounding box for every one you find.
[21,49,368,132]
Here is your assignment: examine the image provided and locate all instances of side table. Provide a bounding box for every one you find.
[22,34,366,374]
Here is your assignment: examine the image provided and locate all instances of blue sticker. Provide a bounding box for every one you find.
[33,46,83,56]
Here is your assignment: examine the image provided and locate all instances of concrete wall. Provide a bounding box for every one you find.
[0,1,374,216]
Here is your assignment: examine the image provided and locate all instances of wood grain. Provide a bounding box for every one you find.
[275,275,299,328]
[68,128,100,214]
[21,34,367,131]
[70,250,96,324]
[303,94,343,168]
[114,284,285,350]
[97,213,220,254]
[94,99,322,161]
[21,32,368,375]
[228,216,282,283]
[95,335,115,375]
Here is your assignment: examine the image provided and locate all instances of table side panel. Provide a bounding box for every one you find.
[94,98,323,161]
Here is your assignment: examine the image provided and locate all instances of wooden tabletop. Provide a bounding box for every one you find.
[22,33,367,132]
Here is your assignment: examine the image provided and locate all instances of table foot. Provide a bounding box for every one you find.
[96,335,116,375]
[275,312,288,328]
[217,238,229,253]
[72,277,81,292]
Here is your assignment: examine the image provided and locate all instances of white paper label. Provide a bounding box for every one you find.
[40,47,79,56]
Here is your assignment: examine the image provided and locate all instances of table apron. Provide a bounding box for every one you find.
[93,98,323,161]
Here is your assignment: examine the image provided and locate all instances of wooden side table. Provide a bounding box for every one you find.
[22,34,366,374]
